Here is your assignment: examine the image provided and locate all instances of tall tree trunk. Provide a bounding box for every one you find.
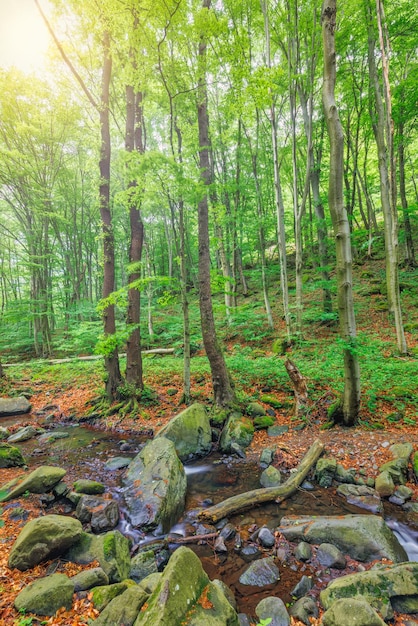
[197,0,234,408]
[322,0,360,426]
[260,0,291,339]
[366,0,407,354]
[125,85,144,389]
[397,119,416,266]
[100,31,122,399]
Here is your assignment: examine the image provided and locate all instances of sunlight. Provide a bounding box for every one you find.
[0,0,51,74]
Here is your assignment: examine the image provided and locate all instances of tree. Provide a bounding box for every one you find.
[196,0,235,407]
[322,0,360,425]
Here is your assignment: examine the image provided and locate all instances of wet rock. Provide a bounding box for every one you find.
[258,527,276,548]
[316,543,346,569]
[74,479,106,495]
[130,550,158,583]
[240,545,262,561]
[14,573,74,616]
[219,412,254,453]
[0,442,26,468]
[214,536,228,553]
[0,465,66,501]
[8,514,83,570]
[238,615,251,626]
[336,484,383,514]
[239,556,280,586]
[389,485,413,506]
[134,546,238,625]
[76,495,120,533]
[0,396,31,416]
[8,425,40,443]
[320,561,418,620]
[123,437,187,533]
[212,578,237,610]
[279,514,407,563]
[375,470,395,496]
[255,596,289,626]
[289,596,318,625]
[71,567,109,591]
[231,442,247,458]
[260,465,282,487]
[93,585,148,626]
[322,598,385,626]
[315,458,337,487]
[295,541,312,562]
[104,456,132,471]
[291,574,314,598]
[38,431,69,443]
[219,523,236,541]
[156,403,212,462]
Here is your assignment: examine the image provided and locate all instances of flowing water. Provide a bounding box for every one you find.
[5,419,418,616]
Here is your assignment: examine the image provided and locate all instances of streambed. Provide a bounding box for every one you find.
[5,418,418,617]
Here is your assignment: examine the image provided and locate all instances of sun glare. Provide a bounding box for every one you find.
[0,0,51,74]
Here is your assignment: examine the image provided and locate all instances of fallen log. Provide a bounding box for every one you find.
[198,438,324,524]
[166,532,218,544]
[2,348,175,367]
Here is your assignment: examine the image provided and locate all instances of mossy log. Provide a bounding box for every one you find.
[198,438,324,524]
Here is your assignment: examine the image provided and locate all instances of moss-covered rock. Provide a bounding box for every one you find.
[253,416,275,430]
[14,573,74,616]
[73,479,105,495]
[8,514,83,571]
[93,585,148,626]
[0,442,26,468]
[156,403,212,462]
[0,465,66,501]
[91,579,136,611]
[246,402,266,418]
[322,598,385,626]
[219,413,254,453]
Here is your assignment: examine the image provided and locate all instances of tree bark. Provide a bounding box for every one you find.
[322,0,360,426]
[197,0,235,408]
[198,439,324,523]
[125,83,144,390]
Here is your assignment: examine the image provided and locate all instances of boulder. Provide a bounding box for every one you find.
[289,596,318,625]
[93,585,148,626]
[134,546,239,625]
[14,573,74,616]
[66,529,131,583]
[38,431,70,443]
[255,596,290,626]
[316,543,346,569]
[91,579,137,611]
[320,561,418,620]
[123,437,187,533]
[315,458,337,487]
[8,514,83,570]
[260,465,282,487]
[104,456,132,471]
[0,442,26,468]
[219,413,254,453]
[73,479,105,495]
[156,403,212,462]
[239,557,280,587]
[130,549,159,583]
[322,598,385,626]
[0,465,66,501]
[0,396,31,416]
[375,470,395,497]
[246,402,266,417]
[8,425,40,443]
[279,514,407,563]
[76,495,120,533]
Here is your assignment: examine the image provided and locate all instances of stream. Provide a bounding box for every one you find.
[5,418,418,617]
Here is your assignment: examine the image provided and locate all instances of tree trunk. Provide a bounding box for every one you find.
[366,0,407,354]
[397,120,416,266]
[125,84,144,390]
[198,439,324,523]
[100,31,122,400]
[322,0,360,426]
[197,0,235,408]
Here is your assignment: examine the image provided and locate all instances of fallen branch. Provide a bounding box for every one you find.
[3,348,175,367]
[198,439,324,524]
[167,532,218,544]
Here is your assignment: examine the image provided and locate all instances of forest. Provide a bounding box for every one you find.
[0,0,417,426]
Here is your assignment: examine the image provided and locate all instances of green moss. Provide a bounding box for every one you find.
[253,416,275,430]
[259,395,283,409]
[103,533,115,559]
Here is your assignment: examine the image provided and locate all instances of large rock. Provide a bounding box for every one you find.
[8,425,40,443]
[320,562,418,620]
[239,557,280,587]
[0,396,31,416]
[0,442,26,468]
[123,437,187,533]
[156,403,212,462]
[0,465,66,501]
[134,546,239,625]
[322,598,385,626]
[66,530,131,583]
[336,484,383,514]
[279,515,407,563]
[8,514,83,571]
[76,495,120,533]
[93,585,149,626]
[255,596,290,626]
[14,573,74,616]
[219,413,254,453]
